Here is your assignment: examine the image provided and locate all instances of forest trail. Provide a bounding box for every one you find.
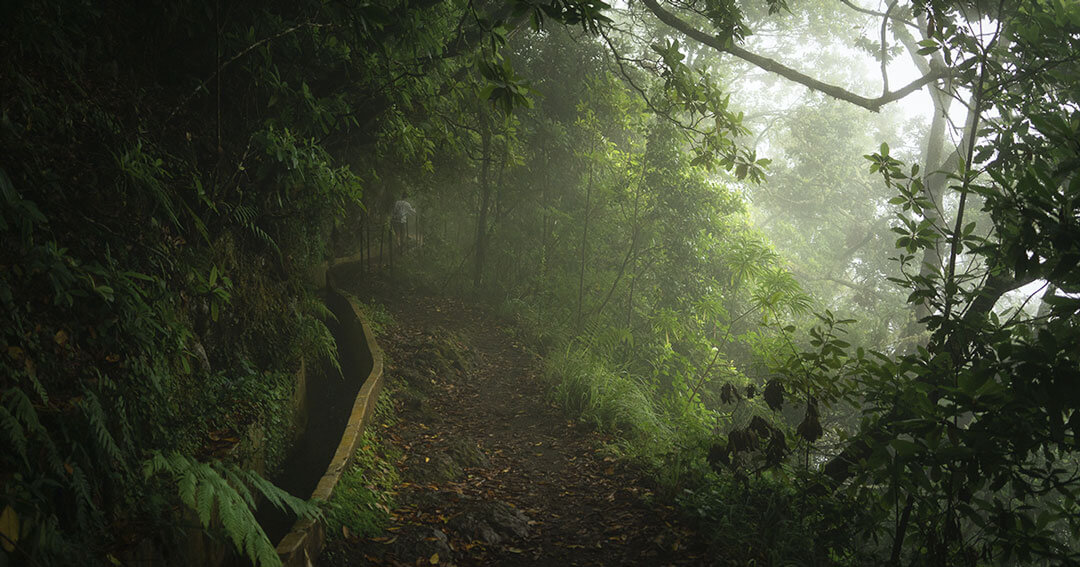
[323,277,707,566]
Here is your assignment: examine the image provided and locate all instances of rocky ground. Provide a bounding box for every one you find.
[322,277,707,566]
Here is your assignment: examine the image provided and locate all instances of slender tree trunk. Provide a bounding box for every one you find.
[597,163,645,320]
[893,17,982,342]
[474,112,492,289]
[576,157,594,331]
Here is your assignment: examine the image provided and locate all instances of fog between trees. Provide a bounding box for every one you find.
[2,1,1079,565]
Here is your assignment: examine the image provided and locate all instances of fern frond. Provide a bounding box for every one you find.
[227,204,282,260]
[25,369,49,404]
[219,464,256,509]
[0,404,27,461]
[243,469,320,521]
[253,534,280,567]
[196,477,216,527]
[179,469,198,509]
[217,489,245,550]
[142,452,321,567]
[8,388,64,476]
[80,390,123,463]
[297,313,340,375]
[142,451,170,478]
[69,462,94,509]
[9,388,45,436]
[303,296,336,323]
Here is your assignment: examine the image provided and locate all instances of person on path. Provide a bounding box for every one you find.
[392,191,417,252]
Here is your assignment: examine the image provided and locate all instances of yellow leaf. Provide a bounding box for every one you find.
[54,329,68,345]
[429,552,439,564]
[0,505,18,553]
[6,346,22,360]
[106,354,120,363]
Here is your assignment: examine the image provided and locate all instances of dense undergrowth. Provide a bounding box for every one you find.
[5,0,1080,564]
[2,1,378,564]
[386,4,1080,561]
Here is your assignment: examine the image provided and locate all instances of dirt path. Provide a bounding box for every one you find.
[324,278,706,566]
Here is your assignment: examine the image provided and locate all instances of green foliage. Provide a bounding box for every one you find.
[344,294,396,338]
[546,347,670,442]
[8,0,1080,563]
[325,428,401,540]
[0,0,621,560]
[764,3,1080,562]
[143,452,320,567]
[678,472,870,566]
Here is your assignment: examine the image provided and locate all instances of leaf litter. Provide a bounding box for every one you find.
[323,280,706,566]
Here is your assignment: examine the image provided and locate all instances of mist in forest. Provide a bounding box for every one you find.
[3,0,1078,565]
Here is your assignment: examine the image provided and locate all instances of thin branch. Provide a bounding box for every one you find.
[598,28,706,139]
[880,1,898,94]
[837,0,918,29]
[163,22,331,131]
[640,0,944,112]
[942,6,1003,324]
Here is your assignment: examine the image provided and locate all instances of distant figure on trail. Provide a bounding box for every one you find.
[392,191,416,251]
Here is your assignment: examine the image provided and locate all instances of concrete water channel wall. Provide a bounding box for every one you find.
[258,271,385,567]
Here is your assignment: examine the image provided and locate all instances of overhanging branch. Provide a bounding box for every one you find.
[639,0,944,112]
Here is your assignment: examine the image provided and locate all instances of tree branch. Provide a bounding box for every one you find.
[599,28,708,139]
[880,1,898,94]
[639,0,943,112]
[163,21,331,131]
[837,0,918,29]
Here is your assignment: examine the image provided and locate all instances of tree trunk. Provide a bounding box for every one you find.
[473,112,492,289]
[576,156,594,331]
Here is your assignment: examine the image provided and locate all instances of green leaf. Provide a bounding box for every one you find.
[890,438,919,457]
[179,470,198,509]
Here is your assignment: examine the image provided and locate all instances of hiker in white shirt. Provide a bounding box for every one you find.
[392,191,416,251]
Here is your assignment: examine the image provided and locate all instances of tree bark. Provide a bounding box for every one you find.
[638,0,943,112]
[576,154,594,331]
[474,112,492,289]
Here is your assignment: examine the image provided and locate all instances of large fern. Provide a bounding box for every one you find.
[297,296,341,375]
[226,203,283,261]
[143,452,320,567]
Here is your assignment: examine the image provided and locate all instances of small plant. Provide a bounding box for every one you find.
[326,426,400,540]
